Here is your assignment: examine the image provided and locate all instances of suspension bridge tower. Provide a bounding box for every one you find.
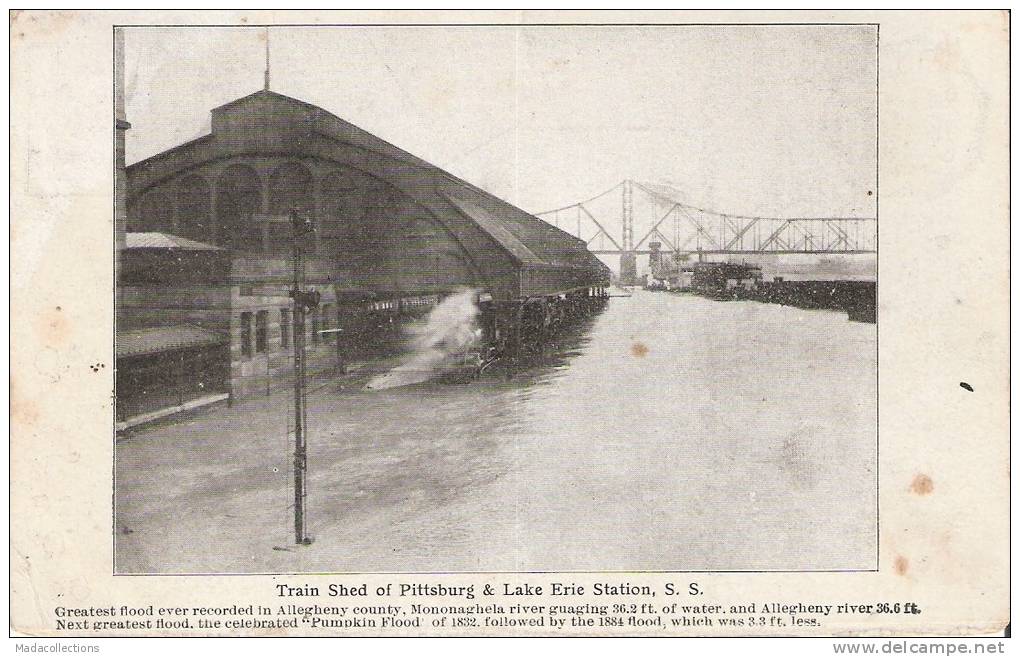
[619,179,639,285]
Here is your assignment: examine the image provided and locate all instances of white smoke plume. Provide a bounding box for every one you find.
[365,288,482,390]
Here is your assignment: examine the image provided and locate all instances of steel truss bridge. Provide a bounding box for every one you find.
[535,180,877,256]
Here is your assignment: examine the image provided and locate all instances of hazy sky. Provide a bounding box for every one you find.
[125,25,877,219]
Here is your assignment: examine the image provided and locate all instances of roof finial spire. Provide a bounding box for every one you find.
[263,27,271,91]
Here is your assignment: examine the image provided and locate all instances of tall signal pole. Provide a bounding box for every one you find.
[290,209,314,545]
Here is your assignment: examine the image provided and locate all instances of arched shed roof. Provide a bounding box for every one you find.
[127,90,609,292]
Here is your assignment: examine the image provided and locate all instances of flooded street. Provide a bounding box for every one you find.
[116,290,876,573]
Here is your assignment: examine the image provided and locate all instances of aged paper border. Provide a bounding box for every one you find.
[9,9,1009,636]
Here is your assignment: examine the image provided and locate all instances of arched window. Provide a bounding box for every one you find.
[136,187,174,233]
[175,175,212,243]
[215,164,262,251]
[267,162,314,253]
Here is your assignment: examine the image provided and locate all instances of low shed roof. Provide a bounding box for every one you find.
[126,233,222,251]
[117,325,228,359]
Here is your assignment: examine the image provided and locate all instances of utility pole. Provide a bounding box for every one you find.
[290,209,316,545]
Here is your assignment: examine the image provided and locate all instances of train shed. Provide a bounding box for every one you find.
[119,89,610,404]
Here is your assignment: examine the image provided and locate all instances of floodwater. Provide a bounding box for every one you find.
[115,290,877,573]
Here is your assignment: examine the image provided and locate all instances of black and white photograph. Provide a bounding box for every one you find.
[112,23,879,575]
[9,8,1012,643]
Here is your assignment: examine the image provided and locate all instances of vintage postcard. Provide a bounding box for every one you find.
[9,9,1009,638]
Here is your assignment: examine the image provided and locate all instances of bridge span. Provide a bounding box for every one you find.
[535,180,877,283]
